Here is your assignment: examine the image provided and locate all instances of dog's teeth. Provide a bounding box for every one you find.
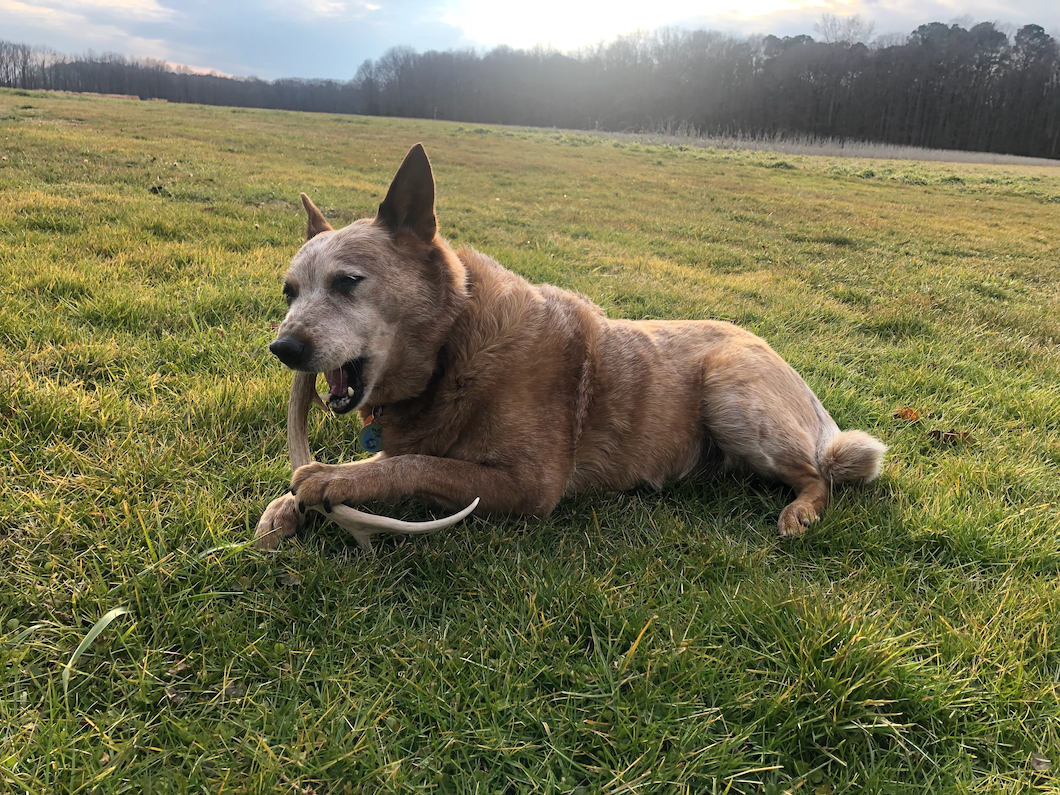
[347,387,354,397]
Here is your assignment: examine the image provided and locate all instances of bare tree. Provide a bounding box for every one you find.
[814,14,876,45]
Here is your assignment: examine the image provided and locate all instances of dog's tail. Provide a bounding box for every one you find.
[818,430,887,484]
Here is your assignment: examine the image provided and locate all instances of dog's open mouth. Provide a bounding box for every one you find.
[324,357,367,415]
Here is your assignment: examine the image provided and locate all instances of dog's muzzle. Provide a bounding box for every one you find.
[270,337,367,415]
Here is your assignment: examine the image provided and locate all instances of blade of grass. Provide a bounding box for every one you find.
[62,606,131,697]
[620,614,657,674]
[2,622,47,648]
[196,541,252,560]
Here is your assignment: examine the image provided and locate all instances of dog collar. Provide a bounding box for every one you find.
[358,407,384,453]
[355,344,445,454]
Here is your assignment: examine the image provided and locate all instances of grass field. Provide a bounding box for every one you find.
[1,88,1059,794]
[598,127,1060,167]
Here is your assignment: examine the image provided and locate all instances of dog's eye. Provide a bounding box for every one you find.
[282,282,297,306]
[332,274,363,295]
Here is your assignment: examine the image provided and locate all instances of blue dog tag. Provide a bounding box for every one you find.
[358,422,383,453]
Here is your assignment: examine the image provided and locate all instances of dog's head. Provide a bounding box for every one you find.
[270,144,467,414]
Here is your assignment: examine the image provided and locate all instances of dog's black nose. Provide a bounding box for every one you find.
[269,335,310,369]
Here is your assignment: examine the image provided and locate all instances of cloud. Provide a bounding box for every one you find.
[0,0,70,26]
[113,0,472,79]
[266,0,380,20]
[446,0,688,50]
[2,0,176,24]
[0,0,180,60]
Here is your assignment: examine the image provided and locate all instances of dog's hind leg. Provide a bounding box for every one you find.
[698,344,840,538]
[775,460,830,538]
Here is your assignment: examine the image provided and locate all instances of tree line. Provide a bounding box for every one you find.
[2,20,1058,159]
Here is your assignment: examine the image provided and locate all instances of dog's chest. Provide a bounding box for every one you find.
[373,381,473,459]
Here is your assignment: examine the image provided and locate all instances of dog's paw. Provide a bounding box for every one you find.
[778,501,819,538]
[253,493,304,550]
[290,462,343,511]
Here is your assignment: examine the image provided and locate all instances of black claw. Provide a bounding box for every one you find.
[323,498,332,513]
[298,501,305,513]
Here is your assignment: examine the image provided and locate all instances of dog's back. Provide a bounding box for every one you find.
[416,244,884,528]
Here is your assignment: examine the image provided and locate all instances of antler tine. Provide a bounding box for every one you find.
[288,371,320,471]
[312,498,481,554]
[287,371,478,552]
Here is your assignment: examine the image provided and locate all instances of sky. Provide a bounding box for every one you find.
[2,0,1059,80]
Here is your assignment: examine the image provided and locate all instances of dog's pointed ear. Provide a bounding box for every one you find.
[300,193,333,240]
[375,144,437,243]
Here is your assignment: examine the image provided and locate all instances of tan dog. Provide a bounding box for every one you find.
[254,144,885,550]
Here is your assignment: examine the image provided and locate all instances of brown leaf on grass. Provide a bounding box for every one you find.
[224,681,244,698]
[164,684,187,704]
[277,571,303,587]
[166,660,192,677]
[1031,753,1052,772]
[894,407,921,422]
[279,774,319,795]
[928,429,975,445]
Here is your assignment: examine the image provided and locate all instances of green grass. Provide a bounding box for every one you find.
[2,89,1060,794]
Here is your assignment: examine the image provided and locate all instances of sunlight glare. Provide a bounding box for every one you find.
[446,0,845,51]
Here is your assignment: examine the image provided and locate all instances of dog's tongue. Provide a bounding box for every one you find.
[322,357,365,415]
[324,366,348,401]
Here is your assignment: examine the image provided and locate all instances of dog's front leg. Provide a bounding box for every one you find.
[291,454,564,517]
[253,493,305,550]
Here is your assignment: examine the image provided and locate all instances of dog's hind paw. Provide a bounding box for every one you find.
[778,501,819,538]
[253,493,304,550]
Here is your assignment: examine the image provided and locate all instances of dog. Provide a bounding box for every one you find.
[253,144,885,550]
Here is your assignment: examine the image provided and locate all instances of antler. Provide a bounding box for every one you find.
[287,371,479,553]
